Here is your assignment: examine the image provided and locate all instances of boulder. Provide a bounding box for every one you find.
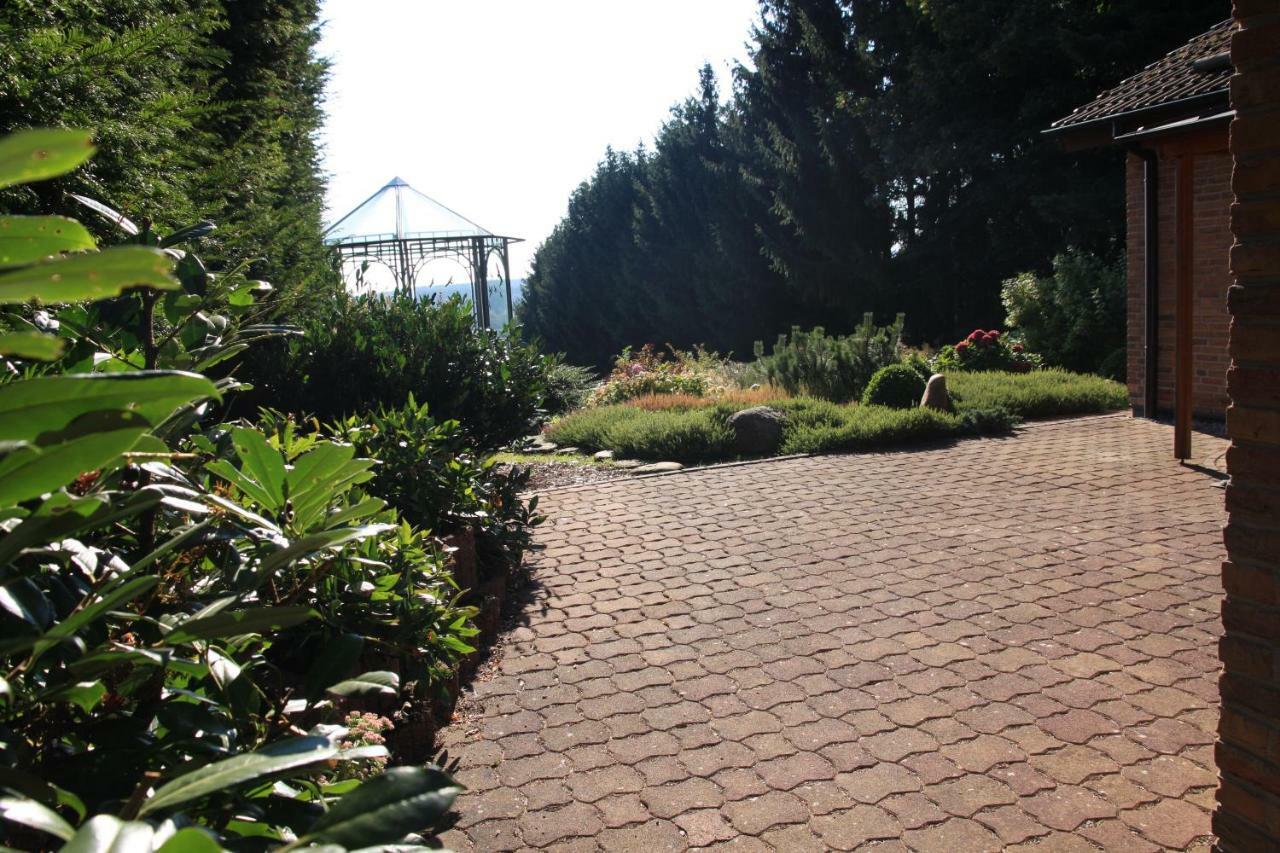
[593,449,615,461]
[632,461,684,474]
[921,374,952,412]
[727,406,786,455]
[612,459,645,469]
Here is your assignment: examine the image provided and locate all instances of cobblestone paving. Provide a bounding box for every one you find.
[439,415,1227,851]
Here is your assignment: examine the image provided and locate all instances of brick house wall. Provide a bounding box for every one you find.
[1125,138,1234,420]
[1215,0,1280,848]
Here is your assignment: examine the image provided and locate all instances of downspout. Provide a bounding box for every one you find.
[1131,145,1160,419]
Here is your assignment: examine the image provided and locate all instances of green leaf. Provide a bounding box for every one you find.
[304,633,365,700]
[138,735,340,817]
[164,606,317,645]
[301,767,461,848]
[154,828,222,853]
[59,815,155,853]
[0,419,148,505]
[0,129,94,190]
[0,796,75,841]
[42,680,107,713]
[0,246,176,305]
[0,215,95,269]
[0,331,66,360]
[31,576,160,660]
[0,371,219,442]
[257,525,394,577]
[68,195,138,237]
[325,671,399,698]
[229,427,286,509]
[159,221,216,248]
[0,577,53,628]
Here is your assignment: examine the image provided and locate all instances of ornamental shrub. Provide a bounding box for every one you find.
[862,363,926,409]
[589,344,724,406]
[542,358,597,414]
[934,328,1043,373]
[753,313,905,402]
[0,130,480,848]
[1001,250,1125,379]
[253,292,549,450]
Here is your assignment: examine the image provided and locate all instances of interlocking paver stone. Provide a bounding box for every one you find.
[442,416,1225,850]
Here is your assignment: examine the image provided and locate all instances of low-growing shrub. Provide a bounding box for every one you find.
[753,313,905,402]
[590,344,726,406]
[948,369,1128,418]
[934,328,1043,373]
[862,363,926,409]
[548,405,733,462]
[779,405,964,455]
[542,358,597,414]
[628,387,790,411]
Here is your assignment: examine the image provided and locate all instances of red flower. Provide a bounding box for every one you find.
[1012,342,1024,353]
[955,341,970,353]
[987,329,1001,338]
[966,331,982,343]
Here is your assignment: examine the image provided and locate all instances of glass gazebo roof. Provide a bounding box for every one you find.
[324,176,494,244]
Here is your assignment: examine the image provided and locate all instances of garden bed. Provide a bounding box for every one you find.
[546,369,1128,464]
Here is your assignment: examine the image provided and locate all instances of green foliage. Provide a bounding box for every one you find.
[541,359,597,415]
[934,328,1043,373]
[548,405,733,463]
[1001,250,1127,379]
[755,314,905,402]
[521,2,1224,360]
[948,369,1129,419]
[330,396,544,570]
[0,0,337,309]
[0,133,470,849]
[862,364,926,409]
[779,405,965,455]
[590,344,726,406]
[256,293,549,450]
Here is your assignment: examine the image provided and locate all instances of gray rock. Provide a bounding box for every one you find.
[631,461,684,474]
[921,373,952,412]
[528,442,558,454]
[593,450,615,461]
[726,406,786,455]
[555,446,580,455]
[612,459,645,469]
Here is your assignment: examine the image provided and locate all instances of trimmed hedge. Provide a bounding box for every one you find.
[862,363,927,409]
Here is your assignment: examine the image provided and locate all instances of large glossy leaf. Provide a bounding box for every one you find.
[0,795,75,841]
[302,767,461,848]
[0,419,148,504]
[325,670,399,699]
[304,633,365,700]
[69,194,138,237]
[0,246,175,304]
[138,735,340,817]
[257,525,394,577]
[0,129,94,190]
[154,828,222,853]
[0,577,54,628]
[0,215,95,268]
[0,330,66,360]
[59,815,154,853]
[229,427,286,509]
[0,372,219,441]
[163,605,316,645]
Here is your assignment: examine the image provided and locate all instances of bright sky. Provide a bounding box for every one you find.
[317,0,761,280]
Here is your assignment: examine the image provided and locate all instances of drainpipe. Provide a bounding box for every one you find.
[1130,145,1160,419]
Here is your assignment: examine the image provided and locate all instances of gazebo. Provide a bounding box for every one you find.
[324,177,521,329]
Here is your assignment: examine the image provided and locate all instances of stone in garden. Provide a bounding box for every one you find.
[632,461,684,474]
[593,450,614,460]
[921,374,952,412]
[529,441,558,454]
[555,446,580,454]
[612,459,644,469]
[727,406,786,455]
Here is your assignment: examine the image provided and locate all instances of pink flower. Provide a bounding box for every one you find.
[955,341,970,353]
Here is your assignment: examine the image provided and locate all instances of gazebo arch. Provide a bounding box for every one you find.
[324,176,521,329]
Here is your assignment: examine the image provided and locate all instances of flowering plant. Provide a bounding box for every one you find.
[934,328,1042,373]
[332,711,395,781]
[589,344,728,405]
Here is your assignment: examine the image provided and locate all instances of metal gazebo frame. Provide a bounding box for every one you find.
[323,177,522,329]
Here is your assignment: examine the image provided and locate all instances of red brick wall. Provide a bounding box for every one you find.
[1216,2,1280,849]
[1125,142,1234,420]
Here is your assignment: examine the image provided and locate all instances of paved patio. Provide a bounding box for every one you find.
[439,415,1228,851]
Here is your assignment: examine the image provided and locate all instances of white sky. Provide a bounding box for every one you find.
[317,0,761,280]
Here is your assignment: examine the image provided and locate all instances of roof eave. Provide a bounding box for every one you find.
[1043,89,1231,150]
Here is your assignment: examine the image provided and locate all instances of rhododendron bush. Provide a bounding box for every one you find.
[933,328,1043,373]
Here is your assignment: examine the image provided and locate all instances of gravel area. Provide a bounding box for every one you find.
[496,460,631,492]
